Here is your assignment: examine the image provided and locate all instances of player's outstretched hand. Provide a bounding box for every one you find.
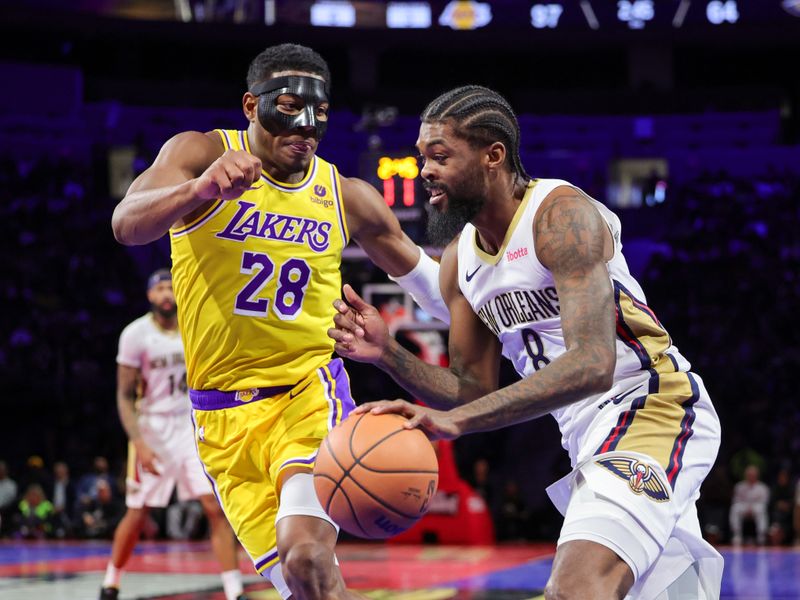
[329,284,390,364]
[192,149,262,201]
[353,400,461,441]
[133,439,161,475]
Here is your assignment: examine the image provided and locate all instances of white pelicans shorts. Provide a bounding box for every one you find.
[125,411,212,509]
[547,371,724,600]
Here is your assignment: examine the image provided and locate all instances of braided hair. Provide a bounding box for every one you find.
[421,85,529,182]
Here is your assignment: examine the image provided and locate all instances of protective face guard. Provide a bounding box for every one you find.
[249,75,329,140]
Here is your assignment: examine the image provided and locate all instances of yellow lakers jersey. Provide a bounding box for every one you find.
[170,129,349,391]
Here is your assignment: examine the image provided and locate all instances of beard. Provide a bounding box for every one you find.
[152,301,177,319]
[425,174,486,247]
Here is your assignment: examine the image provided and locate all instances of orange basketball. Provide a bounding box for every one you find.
[313,412,439,539]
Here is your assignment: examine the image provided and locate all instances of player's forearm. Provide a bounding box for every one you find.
[377,338,483,409]
[451,348,614,434]
[112,180,205,245]
[116,394,142,442]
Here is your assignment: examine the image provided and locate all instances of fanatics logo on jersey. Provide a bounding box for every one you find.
[235,388,259,403]
[596,456,670,502]
[506,247,528,262]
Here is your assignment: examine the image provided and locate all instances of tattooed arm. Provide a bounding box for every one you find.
[442,188,616,434]
[360,188,617,439]
[332,240,501,409]
[381,239,501,408]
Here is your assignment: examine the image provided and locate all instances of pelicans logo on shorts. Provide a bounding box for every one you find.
[596,456,670,502]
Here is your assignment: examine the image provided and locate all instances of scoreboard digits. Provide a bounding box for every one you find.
[285,1,795,30]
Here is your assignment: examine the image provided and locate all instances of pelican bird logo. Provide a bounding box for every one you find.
[596,456,670,502]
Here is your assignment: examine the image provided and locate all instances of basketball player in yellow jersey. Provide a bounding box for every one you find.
[111,44,446,600]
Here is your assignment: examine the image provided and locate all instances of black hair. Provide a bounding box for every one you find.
[421,85,529,181]
[247,43,331,90]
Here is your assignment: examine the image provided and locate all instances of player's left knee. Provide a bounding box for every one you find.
[544,572,585,600]
[543,579,566,600]
[546,551,633,600]
[281,541,336,592]
[545,575,628,600]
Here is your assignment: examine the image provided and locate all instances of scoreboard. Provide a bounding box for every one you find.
[358,151,428,244]
[360,152,424,213]
[24,0,800,33]
[272,1,800,31]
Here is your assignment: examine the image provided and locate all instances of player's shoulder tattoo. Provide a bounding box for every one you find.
[534,194,606,275]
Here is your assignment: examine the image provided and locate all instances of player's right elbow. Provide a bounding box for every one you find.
[577,348,615,395]
[593,369,615,394]
[111,206,143,245]
[111,214,133,245]
[589,354,616,393]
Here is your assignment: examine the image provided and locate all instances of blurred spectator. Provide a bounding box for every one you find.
[13,484,55,539]
[769,467,795,545]
[75,479,124,539]
[48,461,76,538]
[698,464,733,545]
[0,460,19,535]
[730,465,770,546]
[496,480,530,542]
[21,455,52,492]
[469,458,493,510]
[729,445,767,483]
[76,456,117,504]
[794,478,800,547]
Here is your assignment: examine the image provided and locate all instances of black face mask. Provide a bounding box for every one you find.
[249,75,329,140]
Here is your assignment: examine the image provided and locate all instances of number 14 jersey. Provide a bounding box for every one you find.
[117,314,187,415]
[170,129,349,391]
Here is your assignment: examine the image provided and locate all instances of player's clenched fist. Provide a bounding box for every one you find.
[192,149,262,201]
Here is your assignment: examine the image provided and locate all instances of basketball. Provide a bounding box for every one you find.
[313,412,439,539]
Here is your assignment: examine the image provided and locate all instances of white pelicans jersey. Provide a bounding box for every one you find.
[456,179,691,461]
[116,313,188,415]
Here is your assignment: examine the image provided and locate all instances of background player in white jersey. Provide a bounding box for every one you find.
[330,86,722,600]
[100,270,246,600]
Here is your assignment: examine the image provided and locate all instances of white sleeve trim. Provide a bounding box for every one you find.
[389,246,450,324]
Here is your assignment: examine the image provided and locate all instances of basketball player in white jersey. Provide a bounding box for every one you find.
[99,270,247,600]
[329,86,722,600]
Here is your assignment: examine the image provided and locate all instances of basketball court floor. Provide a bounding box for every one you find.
[1,540,798,599]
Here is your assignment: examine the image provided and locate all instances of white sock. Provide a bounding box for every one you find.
[221,569,243,600]
[102,563,122,588]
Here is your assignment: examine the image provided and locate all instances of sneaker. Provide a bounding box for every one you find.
[99,587,119,600]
